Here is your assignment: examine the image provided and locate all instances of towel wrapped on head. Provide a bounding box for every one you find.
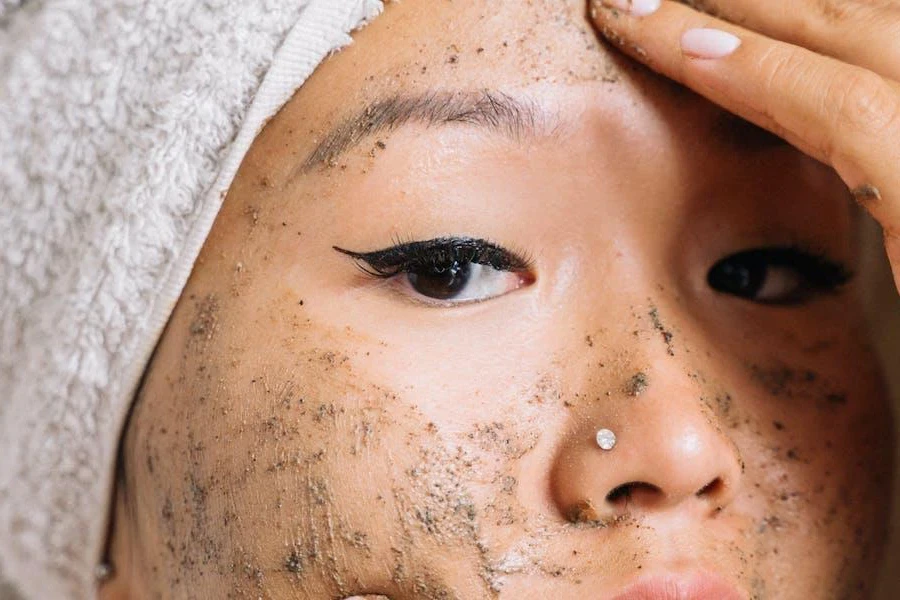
[0,1,383,597]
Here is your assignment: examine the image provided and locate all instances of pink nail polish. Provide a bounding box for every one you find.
[681,28,742,59]
[602,0,662,17]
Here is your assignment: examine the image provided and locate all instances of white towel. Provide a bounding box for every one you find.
[0,1,383,597]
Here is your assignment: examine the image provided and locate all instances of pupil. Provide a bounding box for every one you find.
[708,254,766,298]
[408,261,471,300]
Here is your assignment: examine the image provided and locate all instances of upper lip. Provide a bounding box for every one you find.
[609,572,746,600]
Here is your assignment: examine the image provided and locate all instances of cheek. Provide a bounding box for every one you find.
[715,342,894,595]
[125,305,541,598]
[124,274,895,598]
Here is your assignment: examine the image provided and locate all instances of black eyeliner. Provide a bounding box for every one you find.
[333,237,532,278]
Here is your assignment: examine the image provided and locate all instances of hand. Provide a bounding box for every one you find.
[590,0,900,290]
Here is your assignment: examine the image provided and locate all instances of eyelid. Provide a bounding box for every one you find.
[759,246,853,286]
[333,236,533,277]
[333,236,535,307]
[706,245,854,307]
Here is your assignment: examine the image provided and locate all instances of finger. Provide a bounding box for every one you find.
[675,0,900,81]
[591,0,900,238]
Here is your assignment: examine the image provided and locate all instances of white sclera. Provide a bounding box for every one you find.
[596,428,617,451]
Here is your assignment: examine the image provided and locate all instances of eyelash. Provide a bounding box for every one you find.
[332,237,533,279]
[743,245,853,291]
[758,246,852,288]
[332,238,850,308]
[706,244,854,305]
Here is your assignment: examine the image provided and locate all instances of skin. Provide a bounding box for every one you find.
[589,0,900,288]
[100,1,895,598]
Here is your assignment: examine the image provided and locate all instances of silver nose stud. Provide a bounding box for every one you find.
[596,428,617,451]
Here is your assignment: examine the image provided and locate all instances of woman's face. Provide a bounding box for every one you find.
[114,1,895,598]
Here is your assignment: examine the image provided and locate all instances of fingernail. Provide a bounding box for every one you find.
[599,0,661,17]
[681,28,742,58]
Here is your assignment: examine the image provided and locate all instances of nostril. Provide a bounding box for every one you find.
[697,477,725,498]
[606,481,661,507]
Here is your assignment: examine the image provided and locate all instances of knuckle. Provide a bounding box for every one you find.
[757,46,805,98]
[814,0,894,26]
[826,70,900,153]
[754,44,900,170]
[755,47,808,118]
[815,0,864,23]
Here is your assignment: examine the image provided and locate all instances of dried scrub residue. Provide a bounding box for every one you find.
[648,305,675,356]
[189,293,219,342]
[624,371,649,397]
[746,362,850,410]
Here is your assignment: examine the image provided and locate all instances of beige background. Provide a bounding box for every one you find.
[863,216,900,599]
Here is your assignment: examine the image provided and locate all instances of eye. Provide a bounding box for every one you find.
[334,237,534,306]
[404,261,525,302]
[707,247,852,305]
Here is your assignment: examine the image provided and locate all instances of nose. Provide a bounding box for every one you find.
[550,367,743,524]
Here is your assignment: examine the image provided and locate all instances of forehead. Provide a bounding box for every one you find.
[358,0,613,80]
[271,0,785,177]
[285,0,617,135]
[252,0,840,236]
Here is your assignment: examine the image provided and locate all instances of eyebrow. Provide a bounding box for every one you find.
[298,88,786,174]
[298,90,548,172]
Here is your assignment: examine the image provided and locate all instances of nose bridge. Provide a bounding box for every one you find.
[550,352,743,524]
